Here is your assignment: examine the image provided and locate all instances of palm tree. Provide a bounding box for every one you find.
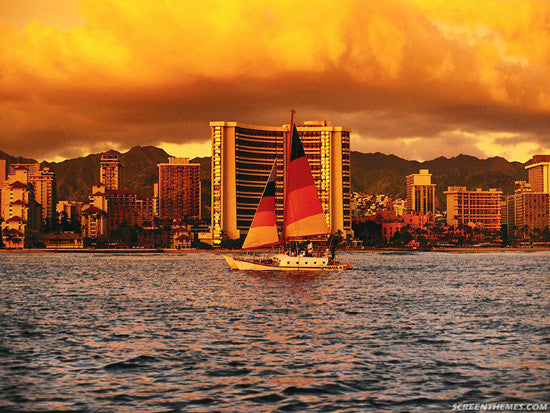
[530,227,543,242]
[521,225,530,242]
[3,227,16,248]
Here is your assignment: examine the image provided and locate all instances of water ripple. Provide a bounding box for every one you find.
[0,251,548,411]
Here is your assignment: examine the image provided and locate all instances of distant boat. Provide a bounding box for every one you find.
[224,112,351,271]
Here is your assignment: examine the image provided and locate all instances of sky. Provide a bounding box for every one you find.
[0,0,549,163]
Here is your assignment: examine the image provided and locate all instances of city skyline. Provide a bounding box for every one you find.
[1,136,549,248]
[1,0,549,163]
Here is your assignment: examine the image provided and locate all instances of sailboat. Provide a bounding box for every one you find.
[224,112,352,271]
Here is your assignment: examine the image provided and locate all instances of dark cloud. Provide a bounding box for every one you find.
[0,0,548,161]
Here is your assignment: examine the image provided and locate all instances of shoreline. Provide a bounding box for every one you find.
[1,246,549,254]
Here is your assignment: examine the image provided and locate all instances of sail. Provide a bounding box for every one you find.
[283,125,330,239]
[242,160,280,250]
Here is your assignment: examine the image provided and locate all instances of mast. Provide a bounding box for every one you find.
[282,109,294,249]
[282,113,330,241]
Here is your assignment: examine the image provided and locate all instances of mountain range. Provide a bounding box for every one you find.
[1,146,528,211]
[350,151,527,207]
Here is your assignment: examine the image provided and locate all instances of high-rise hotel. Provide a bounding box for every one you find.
[157,158,201,221]
[5,162,56,225]
[100,153,122,190]
[445,187,503,231]
[507,155,550,239]
[406,169,436,214]
[525,155,550,193]
[210,120,351,245]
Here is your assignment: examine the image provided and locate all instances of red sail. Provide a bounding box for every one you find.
[242,161,280,250]
[283,124,329,239]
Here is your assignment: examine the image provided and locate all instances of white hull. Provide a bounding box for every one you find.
[224,254,351,271]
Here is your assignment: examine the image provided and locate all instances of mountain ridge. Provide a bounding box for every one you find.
[1,147,529,209]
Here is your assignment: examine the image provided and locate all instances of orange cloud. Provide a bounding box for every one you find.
[0,0,548,161]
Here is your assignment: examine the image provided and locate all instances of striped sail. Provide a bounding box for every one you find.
[283,125,330,239]
[242,160,280,250]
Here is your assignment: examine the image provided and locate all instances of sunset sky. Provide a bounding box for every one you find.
[0,0,549,162]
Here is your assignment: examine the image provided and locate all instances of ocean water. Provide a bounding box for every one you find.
[0,251,548,411]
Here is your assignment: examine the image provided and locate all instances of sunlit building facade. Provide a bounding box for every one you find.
[7,163,40,176]
[0,160,5,219]
[445,187,503,231]
[392,198,406,217]
[507,179,550,240]
[525,154,550,193]
[406,169,436,214]
[0,168,41,248]
[29,167,56,223]
[6,163,56,225]
[210,120,351,245]
[81,182,108,239]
